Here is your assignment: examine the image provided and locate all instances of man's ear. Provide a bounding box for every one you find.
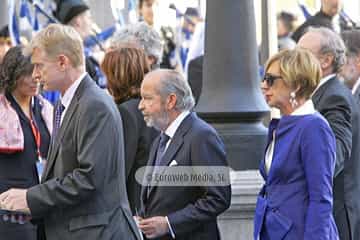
[166,93,177,110]
[320,53,334,70]
[57,55,69,71]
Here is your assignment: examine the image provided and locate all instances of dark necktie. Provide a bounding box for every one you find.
[53,101,65,140]
[154,133,170,166]
[147,133,170,198]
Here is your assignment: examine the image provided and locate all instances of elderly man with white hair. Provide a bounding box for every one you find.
[110,22,163,70]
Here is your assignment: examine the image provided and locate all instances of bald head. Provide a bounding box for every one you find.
[297,27,346,77]
[297,31,323,56]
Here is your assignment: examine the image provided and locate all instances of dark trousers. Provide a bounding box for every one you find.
[334,205,352,240]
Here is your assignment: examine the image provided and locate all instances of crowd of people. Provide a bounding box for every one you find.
[0,1,228,240]
[0,0,360,240]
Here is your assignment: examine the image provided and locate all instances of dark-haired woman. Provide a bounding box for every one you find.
[102,46,158,214]
[0,46,52,240]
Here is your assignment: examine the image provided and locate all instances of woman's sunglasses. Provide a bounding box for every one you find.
[262,74,282,87]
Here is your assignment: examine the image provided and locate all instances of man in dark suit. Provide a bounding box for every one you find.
[292,0,341,42]
[341,30,360,104]
[298,27,360,240]
[137,69,231,240]
[0,24,141,240]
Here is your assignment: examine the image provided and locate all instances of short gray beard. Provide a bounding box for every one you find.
[145,110,171,131]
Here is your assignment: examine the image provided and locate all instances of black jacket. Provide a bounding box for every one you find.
[117,98,158,214]
[312,76,360,240]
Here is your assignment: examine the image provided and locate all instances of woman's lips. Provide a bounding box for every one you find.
[265,94,272,101]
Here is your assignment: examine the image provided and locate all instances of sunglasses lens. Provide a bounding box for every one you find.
[263,74,281,86]
[263,75,274,86]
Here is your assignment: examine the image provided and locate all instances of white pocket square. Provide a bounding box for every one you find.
[169,160,178,166]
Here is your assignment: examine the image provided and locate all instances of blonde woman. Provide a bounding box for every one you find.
[254,48,338,239]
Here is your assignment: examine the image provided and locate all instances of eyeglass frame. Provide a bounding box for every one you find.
[262,73,283,87]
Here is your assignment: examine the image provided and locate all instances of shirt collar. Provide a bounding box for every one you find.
[352,77,360,95]
[271,99,316,119]
[165,111,190,139]
[291,99,316,116]
[312,73,336,96]
[61,72,87,109]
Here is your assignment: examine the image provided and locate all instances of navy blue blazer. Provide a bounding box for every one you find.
[141,112,231,240]
[254,113,338,240]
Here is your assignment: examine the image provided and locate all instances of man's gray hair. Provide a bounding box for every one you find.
[307,27,346,73]
[110,22,163,67]
[156,69,195,112]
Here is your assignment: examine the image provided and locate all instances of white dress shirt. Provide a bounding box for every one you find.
[352,77,360,95]
[164,110,191,151]
[60,72,87,124]
[161,110,190,239]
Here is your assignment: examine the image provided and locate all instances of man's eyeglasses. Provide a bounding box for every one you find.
[262,74,282,87]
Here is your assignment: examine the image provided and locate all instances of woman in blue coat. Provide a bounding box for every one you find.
[254,48,339,240]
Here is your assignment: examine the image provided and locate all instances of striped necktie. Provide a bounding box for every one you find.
[52,101,65,140]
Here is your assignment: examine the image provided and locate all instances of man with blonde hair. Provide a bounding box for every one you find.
[0,24,141,240]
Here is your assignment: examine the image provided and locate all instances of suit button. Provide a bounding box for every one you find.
[272,208,278,212]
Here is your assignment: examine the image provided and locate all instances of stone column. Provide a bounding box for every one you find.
[0,1,8,28]
[218,171,264,240]
[259,0,278,65]
[196,0,269,170]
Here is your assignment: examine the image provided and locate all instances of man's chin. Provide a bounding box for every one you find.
[144,119,154,127]
[145,120,163,131]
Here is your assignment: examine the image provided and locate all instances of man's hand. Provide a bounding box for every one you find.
[0,189,30,214]
[138,216,169,239]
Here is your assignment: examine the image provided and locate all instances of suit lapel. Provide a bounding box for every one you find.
[141,137,160,204]
[161,113,194,167]
[43,100,79,180]
[354,86,360,105]
[148,138,160,167]
[42,75,91,181]
[312,76,336,106]
[145,113,194,201]
[160,135,184,167]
